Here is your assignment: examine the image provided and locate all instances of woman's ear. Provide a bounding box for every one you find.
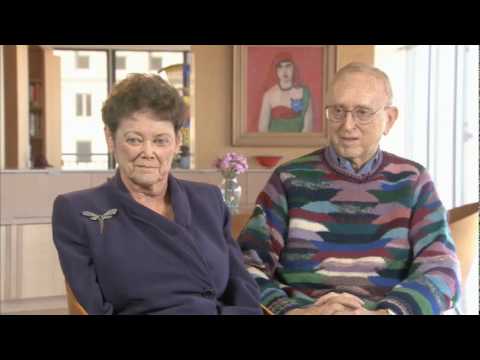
[104,127,114,153]
[175,132,182,153]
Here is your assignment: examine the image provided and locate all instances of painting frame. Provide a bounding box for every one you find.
[232,45,336,147]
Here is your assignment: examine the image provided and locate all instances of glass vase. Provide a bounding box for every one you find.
[220,175,242,215]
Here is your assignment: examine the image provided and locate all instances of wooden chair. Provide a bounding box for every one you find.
[447,202,479,287]
[230,212,252,240]
[65,281,87,315]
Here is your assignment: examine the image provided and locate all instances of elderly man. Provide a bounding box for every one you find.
[238,62,461,315]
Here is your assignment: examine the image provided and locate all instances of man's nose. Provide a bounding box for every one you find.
[341,112,357,131]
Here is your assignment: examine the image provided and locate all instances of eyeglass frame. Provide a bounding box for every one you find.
[324,104,392,125]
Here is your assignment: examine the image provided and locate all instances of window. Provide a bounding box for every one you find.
[76,52,90,69]
[113,51,184,83]
[149,54,163,71]
[116,55,126,70]
[54,49,108,170]
[76,93,92,117]
[376,45,478,209]
[53,48,190,171]
[76,141,91,163]
[375,45,479,315]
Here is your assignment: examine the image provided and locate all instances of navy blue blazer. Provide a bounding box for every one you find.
[52,172,262,315]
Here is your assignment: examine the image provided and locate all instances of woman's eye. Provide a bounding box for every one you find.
[126,138,142,145]
[154,138,170,145]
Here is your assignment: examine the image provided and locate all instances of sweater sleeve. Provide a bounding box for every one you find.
[376,170,461,314]
[237,170,303,315]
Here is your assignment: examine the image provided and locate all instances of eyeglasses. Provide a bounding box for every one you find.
[325,105,390,125]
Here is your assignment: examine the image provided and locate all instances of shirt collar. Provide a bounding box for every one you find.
[325,145,381,177]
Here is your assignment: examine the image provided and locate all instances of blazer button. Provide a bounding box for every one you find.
[202,289,216,298]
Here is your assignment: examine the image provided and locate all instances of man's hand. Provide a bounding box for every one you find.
[286,292,365,315]
[333,308,390,315]
[313,292,365,308]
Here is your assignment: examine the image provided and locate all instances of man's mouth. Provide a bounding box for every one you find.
[340,137,359,142]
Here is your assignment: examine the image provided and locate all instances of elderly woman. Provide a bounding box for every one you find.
[52,74,262,315]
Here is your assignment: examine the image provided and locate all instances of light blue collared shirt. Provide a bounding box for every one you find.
[325,145,382,177]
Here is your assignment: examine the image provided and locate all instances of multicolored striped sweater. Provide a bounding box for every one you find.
[238,148,461,315]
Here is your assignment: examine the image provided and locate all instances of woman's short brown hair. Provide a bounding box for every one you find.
[102,73,187,134]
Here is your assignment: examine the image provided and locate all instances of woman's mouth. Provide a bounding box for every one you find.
[136,165,159,170]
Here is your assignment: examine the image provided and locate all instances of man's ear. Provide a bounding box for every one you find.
[104,127,114,153]
[383,106,399,136]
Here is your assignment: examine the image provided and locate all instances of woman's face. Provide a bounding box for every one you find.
[105,110,180,190]
[276,61,294,84]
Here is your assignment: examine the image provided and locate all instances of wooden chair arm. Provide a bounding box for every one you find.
[65,281,88,315]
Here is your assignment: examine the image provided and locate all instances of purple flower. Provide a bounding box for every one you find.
[215,152,249,177]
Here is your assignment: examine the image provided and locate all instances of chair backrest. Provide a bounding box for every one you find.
[447,202,479,286]
[231,213,252,240]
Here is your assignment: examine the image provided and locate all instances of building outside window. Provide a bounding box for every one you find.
[76,141,91,163]
[116,55,126,70]
[76,93,92,117]
[55,49,108,170]
[54,48,191,171]
[75,52,90,69]
[149,54,163,71]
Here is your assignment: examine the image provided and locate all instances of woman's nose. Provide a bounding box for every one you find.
[141,141,155,158]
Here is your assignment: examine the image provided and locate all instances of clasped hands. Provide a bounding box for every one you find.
[286,292,388,315]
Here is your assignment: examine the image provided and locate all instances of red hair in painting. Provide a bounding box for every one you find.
[262,51,303,92]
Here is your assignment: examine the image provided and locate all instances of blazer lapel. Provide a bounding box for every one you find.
[105,172,209,280]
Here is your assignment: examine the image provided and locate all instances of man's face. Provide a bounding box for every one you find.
[326,72,398,169]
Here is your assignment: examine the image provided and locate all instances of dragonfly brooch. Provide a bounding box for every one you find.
[81,208,118,234]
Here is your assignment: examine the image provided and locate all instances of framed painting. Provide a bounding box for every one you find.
[232,45,336,147]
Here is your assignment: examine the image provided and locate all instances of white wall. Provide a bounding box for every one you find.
[0,45,4,169]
